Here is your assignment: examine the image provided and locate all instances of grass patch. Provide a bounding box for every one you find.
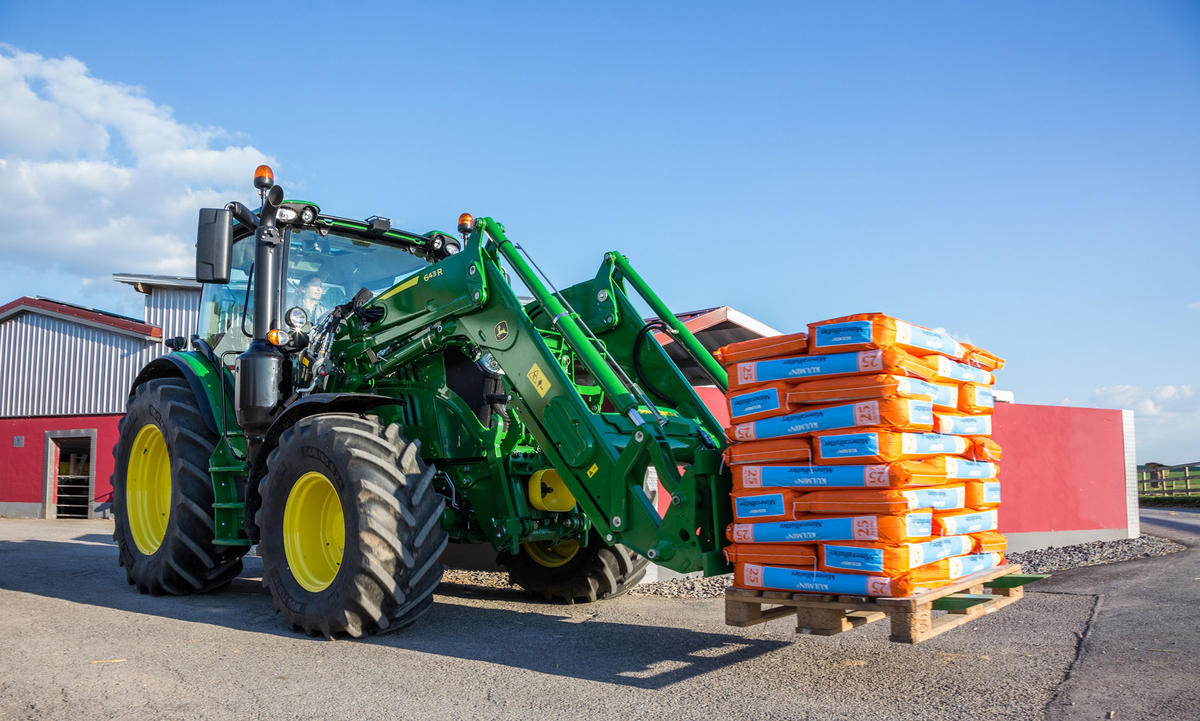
[1139,494,1200,508]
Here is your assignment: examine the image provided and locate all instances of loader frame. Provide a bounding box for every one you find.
[133,208,736,576]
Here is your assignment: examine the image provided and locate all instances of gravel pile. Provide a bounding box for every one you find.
[438,534,1185,599]
[628,574,732,598]
[1006,534,1184,573]
[442,569,518,589]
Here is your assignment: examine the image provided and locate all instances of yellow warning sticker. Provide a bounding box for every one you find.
[527,362,552,397]
[587,463,599,478]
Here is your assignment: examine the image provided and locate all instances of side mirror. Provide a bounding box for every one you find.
[196,208,233,283]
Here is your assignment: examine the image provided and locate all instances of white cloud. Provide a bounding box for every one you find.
[1070,384,1200,464]
[0,45,272,314]
[932,326,973,345]
[1188,301,1200,311]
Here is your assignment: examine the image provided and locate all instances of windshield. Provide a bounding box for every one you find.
[284,228,429,326]
[197,226,431,356]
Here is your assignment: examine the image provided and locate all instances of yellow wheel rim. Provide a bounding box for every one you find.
[523,538,580,568]
[126,423,172,555]
[283,472,345,592]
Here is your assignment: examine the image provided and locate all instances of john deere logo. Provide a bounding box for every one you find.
[494,321,509,341]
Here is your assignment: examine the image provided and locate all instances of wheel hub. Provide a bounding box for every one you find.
[523,538,581,568]
[126,423,172,555]
[283,472,345,592]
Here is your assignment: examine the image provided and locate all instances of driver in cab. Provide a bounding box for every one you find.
[297,273,331,325]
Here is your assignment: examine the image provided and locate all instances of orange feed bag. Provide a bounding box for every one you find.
[723,543,818,567]
[965,479,1001,509]
[730,456,992,491]
[907,552,1005,589]
[958,384,995,414]
[934,411,993,437]
[962,343,1005,371]
[934,508,1000,535]
[730,488,808,522]
[811,430,969,464]
[971,530,1008,553]
[791,485,966,515]
[818,535,976,576]
[727,511,934,544]
[727,347,937,391]
[808,313,966,359]
[968,436,1002,462]
[723,438,813,466]
[715,332,809,365]
[726,381,797,424]
[729,398,935,442]
[733,561,915,597]
[782,374,956,408]
[928,354,994,385]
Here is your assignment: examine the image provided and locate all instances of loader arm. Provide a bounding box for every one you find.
[340,218,732,574]
[469,218,731,574]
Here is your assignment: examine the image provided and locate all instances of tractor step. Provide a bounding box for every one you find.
[725,564,1045,644]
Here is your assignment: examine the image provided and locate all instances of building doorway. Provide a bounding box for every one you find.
[43,430,98,519]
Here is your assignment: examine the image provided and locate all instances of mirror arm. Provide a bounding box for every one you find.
[226,201,259,229]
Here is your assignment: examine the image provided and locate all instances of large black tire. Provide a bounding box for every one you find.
[256,414,447,638]
[111,378,246,595]
[499,531,648,604]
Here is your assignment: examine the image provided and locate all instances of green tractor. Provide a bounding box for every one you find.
[111,165,732,637]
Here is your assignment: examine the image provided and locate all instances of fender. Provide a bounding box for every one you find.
[129,352,232,435]
[242,393,407,541]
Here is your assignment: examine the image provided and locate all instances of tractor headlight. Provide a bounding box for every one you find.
[276,207,298,223]
[285,306,308,329]
[300,205,317,224]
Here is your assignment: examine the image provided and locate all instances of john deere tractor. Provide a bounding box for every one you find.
[111,165,731,637]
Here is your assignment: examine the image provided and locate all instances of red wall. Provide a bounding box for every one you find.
[0,415,121,507]
[992,403,1128,533]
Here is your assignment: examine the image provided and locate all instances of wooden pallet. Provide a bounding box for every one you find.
[726,563,1039,644]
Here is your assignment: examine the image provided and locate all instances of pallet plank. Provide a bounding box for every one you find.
[725,564,1032,644]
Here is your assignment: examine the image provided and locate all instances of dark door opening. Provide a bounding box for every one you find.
[53,437,92,519]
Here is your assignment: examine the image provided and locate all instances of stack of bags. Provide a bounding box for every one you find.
[717,313,1006,598]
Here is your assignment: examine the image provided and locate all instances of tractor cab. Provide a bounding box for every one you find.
[195,218,436,361]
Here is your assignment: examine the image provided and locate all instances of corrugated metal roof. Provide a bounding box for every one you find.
[0,297,160,340]
[112,273,202,291]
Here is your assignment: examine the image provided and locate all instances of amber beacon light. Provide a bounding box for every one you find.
[254,164,275,190]
[457,213,474,235]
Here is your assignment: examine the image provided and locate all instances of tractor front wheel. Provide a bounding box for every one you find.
[499,531,648,604]
[256,414,447,637]
[111,378,246,594]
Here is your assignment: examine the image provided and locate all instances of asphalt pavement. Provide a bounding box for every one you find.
[1041,507,1200,721]
[0,513,1193,721]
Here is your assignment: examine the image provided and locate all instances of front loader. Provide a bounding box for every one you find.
[111,166,733,636]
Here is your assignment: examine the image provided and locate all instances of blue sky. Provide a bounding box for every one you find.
[1,2,1197,461]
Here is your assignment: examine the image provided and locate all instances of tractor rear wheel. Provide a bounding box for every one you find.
[111,378,246,594]
[499,531,648,604]
[256,414,447,637]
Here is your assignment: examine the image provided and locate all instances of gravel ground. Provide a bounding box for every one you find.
[1006,533,1184,573]
[445,533,1185,599]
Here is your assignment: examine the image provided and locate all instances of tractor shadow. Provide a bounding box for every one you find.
[0,536,788,689]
